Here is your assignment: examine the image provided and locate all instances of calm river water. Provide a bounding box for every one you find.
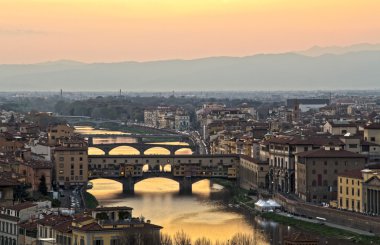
[77,126,355,244]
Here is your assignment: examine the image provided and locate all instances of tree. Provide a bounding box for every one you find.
[173,231,191,245]
[194,237,212,245]
[38,175,48,196]
[9,113,15,124]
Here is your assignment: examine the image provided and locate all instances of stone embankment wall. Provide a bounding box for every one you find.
[275,193,380,235]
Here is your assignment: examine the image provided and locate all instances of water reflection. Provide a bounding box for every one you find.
[88,178,268,243]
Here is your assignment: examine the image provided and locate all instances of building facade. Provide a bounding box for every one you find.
[295,147,366,203]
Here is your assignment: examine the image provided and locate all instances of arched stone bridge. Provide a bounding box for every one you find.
[88,154,240,194]
[88,142,197,155]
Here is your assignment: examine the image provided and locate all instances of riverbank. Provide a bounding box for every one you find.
[262,212,379,244]
[83,191,99,209]
[215,179,380,244]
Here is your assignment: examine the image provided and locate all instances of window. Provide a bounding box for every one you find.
[71,157,74,161]
[94,239,104,245]
[370,137,376,142]
[59,157,64,161]
[111,239,120,245]
[324,161,327,166]
[349,144,357,148]
[324,169,327,174]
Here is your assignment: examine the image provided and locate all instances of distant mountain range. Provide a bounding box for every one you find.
[0,43,379,91]
[297,43,380,57]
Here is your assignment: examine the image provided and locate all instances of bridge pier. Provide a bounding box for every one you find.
[121,177,135,195]
[179,177,192,194]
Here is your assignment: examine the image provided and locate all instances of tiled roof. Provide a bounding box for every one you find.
[240,155,268,165]
[338,169,363,179]
[0,213,20,222]
[4,202,37,211]
[0,176,18,187]
[92,206,133,212]
[36,214,72,226]
[364,123,380,130]
[296,149,366,158]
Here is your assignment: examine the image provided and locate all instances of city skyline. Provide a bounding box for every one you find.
[1,0,380,63]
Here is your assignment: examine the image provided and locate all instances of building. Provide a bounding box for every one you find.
[337,167,380,215]
[323,120,358,136]
[266,136,344,193]
[0,172,19,205]
[295,147,366,203]
[18,160,53,193]
[36,207,162,245]
[47,124,74,146]
[337,169,363,212]
[0,202,38,245]
[144,106,190,131]
[364,123,380,145]
[53,139,88,188]
[239,155,269,190]
[362,167,380,215]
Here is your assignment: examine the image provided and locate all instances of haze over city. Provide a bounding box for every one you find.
[0,1,380,245]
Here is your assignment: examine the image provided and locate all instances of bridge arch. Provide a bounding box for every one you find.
[174,148,193,155]
[144,147,171,155]
[109,146,140,155]
[88,147,106,155]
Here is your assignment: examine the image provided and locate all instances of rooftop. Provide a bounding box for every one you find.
[338,169,363,179]
[296,148,366,158]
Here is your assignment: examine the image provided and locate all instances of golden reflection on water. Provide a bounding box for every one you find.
[74,126,129,135]
[88,178,268,244]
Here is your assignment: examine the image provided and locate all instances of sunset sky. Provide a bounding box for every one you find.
[1,0,380,63]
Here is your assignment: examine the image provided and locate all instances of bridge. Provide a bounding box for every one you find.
[88,154,239,194]
[85,134,189,144]
[88,141,196,155]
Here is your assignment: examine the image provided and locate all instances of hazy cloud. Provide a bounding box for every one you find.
[0,28,49,36]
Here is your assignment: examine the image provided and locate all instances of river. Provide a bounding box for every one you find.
[77,126,356,244]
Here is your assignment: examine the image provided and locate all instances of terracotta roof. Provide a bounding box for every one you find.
[0,213,20,222]
[240,155,268,165]
[4,202,37,211]
[19,220,38,231]
[53,220,73,233]
[328,120,357,127]
[364,123,380,130]
[0,174,19,187]
[92,206,133,212]
[54,147,87,151]
[296,148,366,158]
[338,169,363,179]
[22,160,52,169]
[37,214,72,226]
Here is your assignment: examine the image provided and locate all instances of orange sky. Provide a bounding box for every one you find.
[1,0,380,63]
